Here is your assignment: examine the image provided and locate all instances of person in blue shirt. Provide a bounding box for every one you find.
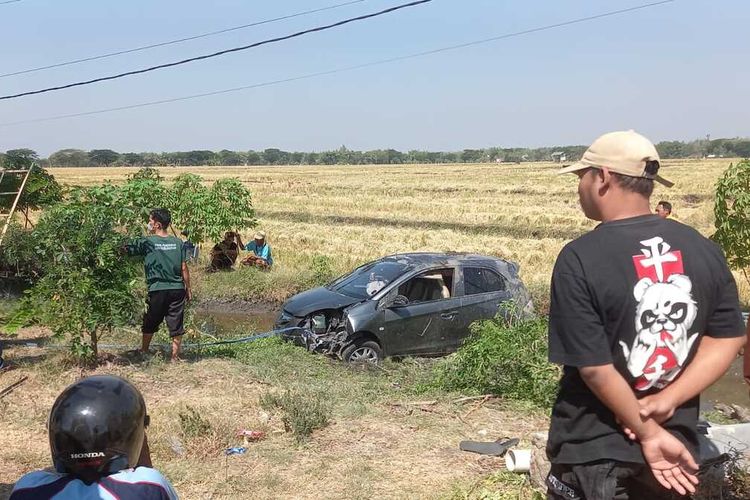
[10,375,178,500]
[238,231,273,269]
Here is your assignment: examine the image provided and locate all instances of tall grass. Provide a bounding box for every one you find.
[434,314,560,408]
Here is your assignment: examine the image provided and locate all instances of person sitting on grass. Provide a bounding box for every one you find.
[208,231,239,272]
[10,375,178,499]
[237,231,273,269]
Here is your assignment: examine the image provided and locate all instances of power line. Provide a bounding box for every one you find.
[0,0,676,127]
[0,0,367,79]
[0,0,24,4]
[0,0,431,101]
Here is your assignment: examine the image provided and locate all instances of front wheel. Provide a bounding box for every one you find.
[342,340,382,364]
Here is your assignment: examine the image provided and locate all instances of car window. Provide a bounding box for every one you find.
[398,268,454,304]
[330,260,412,299]
[464,267,507,295]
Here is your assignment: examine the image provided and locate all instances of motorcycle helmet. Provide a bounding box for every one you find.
[48,375,149,484]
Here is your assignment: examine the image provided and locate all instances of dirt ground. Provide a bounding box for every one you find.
[0,327,548,499]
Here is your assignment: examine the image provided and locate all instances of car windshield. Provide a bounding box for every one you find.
[329,260,412,299]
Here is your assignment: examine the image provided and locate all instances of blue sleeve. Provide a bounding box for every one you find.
[258,245,270,261]
[244,242,253,252]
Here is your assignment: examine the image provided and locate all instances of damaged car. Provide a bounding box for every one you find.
[275,253,533,363]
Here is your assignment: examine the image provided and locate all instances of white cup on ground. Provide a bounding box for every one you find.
[505,449,532,473]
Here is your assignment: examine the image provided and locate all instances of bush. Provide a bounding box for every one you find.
[0,224,42,279]
[308,254,335,287]
[713,159,750,287]
[434,313,560,408]
[259,390,330,441]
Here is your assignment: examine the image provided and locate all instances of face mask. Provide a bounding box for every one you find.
[147,222,154,232]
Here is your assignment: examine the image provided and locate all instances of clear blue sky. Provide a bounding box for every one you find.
[0,0,747,155]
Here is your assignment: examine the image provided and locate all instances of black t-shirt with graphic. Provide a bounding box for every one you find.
[547,214,744,465]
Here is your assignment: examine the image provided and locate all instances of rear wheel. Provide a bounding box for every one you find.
[342,340,382,364]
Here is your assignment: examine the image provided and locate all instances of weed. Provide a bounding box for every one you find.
[259,390,330,441]
[178,406,212,439]
[434,313,560,408]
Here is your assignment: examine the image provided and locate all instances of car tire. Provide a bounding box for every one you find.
[342,340,382,364]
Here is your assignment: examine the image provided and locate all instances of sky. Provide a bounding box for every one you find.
[0,0,748,155]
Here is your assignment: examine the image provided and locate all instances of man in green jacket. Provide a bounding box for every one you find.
[127,208,192,362]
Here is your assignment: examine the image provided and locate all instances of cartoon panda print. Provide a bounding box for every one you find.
[620,273,699,391]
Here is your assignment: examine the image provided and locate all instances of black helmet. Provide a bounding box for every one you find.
[48,375,149,484]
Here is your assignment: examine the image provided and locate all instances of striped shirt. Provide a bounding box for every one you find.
[10,468,178,499]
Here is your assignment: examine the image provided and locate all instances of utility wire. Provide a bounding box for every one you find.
[0,0,23,4]
[0,0,367,79]
[0,0,675,127]
[0,0,432,101]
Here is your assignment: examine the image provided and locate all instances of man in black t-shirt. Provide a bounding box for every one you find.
[546,130,745,499]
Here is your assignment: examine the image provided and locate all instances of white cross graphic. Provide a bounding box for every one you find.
[639,236,678,282]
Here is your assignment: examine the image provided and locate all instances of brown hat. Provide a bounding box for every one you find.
[558,130,673,187]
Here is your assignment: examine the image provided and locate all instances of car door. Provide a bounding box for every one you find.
[379,267,460,356]
[454,266,513,348]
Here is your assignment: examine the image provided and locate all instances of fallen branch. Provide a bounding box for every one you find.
[391,400,438,407]
[0,376,28,399]
[453,394,494,404]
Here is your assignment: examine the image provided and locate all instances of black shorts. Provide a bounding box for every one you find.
[547,461,683,500]
[143,289,186,338]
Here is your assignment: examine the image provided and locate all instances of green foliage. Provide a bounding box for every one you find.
[179,406,213,438]
[434,313,560,408]
[713,160,750,285]
[308,255,335,287]
[12,169,257,362]
[121,168,256,244]
[259,390,330,441]
[16,186,143,359]
[0,156,63,215]
[0,224,42,278]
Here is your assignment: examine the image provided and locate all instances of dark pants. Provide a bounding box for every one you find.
[143,289,186,337]
[547,461,684,500]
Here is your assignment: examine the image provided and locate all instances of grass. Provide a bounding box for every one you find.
[47,159,747,310]
[0,328,549,499]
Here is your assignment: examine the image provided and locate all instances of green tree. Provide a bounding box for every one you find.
[49,149,90,167]
[2,149,39,168]
[11,168,257,361]
[88,149,120,166]
[713,159,750,287]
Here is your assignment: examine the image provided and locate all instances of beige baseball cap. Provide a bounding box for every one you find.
[253,231,266,240]
[558,130,673,187]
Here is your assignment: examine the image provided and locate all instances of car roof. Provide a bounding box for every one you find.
[378,252,514,270]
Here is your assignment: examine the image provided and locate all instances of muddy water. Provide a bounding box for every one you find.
[193,306,278,337]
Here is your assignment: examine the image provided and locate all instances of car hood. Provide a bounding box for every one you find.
[283,287,362,317]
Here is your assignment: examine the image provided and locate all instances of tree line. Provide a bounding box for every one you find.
[1,137,749,168]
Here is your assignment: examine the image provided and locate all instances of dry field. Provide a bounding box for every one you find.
[49,158,744,306]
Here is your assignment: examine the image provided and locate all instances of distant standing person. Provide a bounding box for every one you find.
[238,231,273,269]
[208,232,240,271]
[126,208,191,362]
[655,200,673,219]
